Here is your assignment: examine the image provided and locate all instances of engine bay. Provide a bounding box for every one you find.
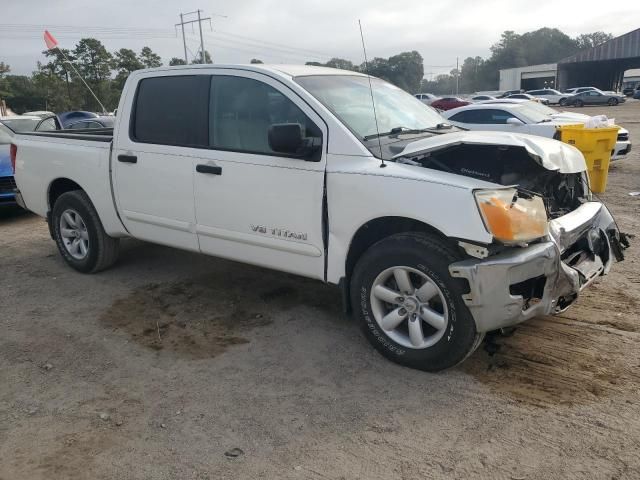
[397,143,588,219]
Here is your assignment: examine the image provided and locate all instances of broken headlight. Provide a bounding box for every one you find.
[474,188,548,244]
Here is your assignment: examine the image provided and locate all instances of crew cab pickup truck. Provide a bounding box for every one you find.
[12,65,628,372]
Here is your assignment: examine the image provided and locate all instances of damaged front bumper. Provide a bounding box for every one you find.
[449,202,627,333]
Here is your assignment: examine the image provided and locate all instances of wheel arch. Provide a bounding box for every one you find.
[48,177,85,211]
[340,216,457,313]
[46,178,87,239]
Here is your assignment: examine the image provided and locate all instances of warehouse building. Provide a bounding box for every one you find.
[499,27,640,91]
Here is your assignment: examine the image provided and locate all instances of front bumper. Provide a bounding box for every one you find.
[612,141,631,160]
[449,202,625,332]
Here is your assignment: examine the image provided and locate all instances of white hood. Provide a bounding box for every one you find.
[394,131,586,174]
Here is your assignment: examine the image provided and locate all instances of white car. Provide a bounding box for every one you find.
[414,93,439,105]
[444,100,632,160]
[525,89,573,106]
[11,64,627,372]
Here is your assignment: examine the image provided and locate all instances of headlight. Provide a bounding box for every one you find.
[474,188,548,244]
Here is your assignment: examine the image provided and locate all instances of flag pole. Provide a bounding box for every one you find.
[55,46,108,113]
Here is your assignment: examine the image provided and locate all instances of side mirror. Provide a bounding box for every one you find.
[506,117,525,126]
[268,123,321,160]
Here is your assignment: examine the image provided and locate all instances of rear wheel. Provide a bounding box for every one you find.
[608,98,619,106]
[350,232,483,372]
[51,190,119,273]
[559,98,567,106]
[575,99,584,107]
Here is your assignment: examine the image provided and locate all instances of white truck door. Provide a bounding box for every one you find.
[192,71,327,280]
[112,74,210,251]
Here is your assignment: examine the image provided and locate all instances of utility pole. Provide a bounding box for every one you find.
[197,10,205,63]
[179,13,188,63]
[456,57,459,95]
[175,10,220,63]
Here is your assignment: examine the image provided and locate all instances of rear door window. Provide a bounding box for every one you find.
[132,75,209,147]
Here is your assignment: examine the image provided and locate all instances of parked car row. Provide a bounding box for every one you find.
[441,99,631,160]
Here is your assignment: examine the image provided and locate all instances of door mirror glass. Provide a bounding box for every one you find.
[268,123,321,160]
[506,117,525,126]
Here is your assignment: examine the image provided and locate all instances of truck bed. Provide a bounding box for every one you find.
[21,128,113,142]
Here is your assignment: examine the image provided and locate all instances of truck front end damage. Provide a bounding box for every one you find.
[395,131,628,333]
[449,202,627,332]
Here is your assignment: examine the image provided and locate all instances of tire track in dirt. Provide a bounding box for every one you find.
[462,305,640,407]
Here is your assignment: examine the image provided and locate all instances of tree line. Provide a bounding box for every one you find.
[0,39,204,113]
[305,29,612,95]
[0,28,613,113]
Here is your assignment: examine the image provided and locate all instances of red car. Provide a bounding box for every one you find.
[430,97,470,111]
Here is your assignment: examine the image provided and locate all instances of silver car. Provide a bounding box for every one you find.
[566,90,626,107]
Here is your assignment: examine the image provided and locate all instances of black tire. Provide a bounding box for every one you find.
[608,98,618,106]
[51,190,119,273]
[575,99,584,107]
[559,98,567,106]
[350,232,483,372]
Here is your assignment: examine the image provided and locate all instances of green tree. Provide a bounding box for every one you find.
[40,48,78,106]
[0,62,9,78]
[575,32,613,50]
[169,57,187,66]
[72,38,114,111]
[113,48,143,90]
[387,51,424,92]
[139,46,162,69]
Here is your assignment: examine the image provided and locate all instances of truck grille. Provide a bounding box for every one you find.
[618,132,629,141]
[0,176,17,193]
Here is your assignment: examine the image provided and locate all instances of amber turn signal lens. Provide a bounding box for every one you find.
[475,189,548,243]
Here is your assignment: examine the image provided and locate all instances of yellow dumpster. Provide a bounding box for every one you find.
[556,124,620,193]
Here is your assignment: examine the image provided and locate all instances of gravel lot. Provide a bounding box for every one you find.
[1,101,639,480]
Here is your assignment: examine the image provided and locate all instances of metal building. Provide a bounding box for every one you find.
[499,28,640,92]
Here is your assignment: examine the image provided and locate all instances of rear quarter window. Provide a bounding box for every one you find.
[132,75,209,147]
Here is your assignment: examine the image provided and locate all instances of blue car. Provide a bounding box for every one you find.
[0,115,60,207]
[0,122,18,206]
[634,89,640,100]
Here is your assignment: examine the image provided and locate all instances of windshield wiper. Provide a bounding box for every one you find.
[363,123,452,141]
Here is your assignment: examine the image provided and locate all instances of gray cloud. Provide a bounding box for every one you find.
[1,0,638,76]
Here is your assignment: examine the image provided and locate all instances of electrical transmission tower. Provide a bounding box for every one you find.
[175,10,226,64]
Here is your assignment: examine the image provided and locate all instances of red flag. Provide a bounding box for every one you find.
[44,30,58,50]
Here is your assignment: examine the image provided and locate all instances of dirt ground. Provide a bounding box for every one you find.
[1,102,639,480]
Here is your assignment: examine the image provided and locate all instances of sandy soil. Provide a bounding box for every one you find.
[1,102,639,480]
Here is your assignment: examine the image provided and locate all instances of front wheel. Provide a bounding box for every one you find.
[575,99,584,107]
[608,98,619,106]
[350,233,483,372]
[559,98,567,106]
[52,190,120,273]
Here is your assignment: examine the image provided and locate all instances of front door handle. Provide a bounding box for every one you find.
[196,164,222,175]
[118,154,137,163]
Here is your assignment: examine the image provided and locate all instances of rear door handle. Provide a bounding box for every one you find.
[118,154,137,163]
[196,164,222,175]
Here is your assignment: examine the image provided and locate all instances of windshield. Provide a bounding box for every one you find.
[295,75,445,140]
[511,103,557,123]
[518,101,558,116]
[0,117,40,133]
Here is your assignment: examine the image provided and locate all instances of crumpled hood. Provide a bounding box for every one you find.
[394,131,586,174]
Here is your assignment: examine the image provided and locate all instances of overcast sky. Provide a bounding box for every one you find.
[2,0,639,77]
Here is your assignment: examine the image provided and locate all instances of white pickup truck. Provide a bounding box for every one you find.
[12,65,628,371]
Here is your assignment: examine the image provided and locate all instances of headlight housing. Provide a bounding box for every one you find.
[474,188,548,244]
